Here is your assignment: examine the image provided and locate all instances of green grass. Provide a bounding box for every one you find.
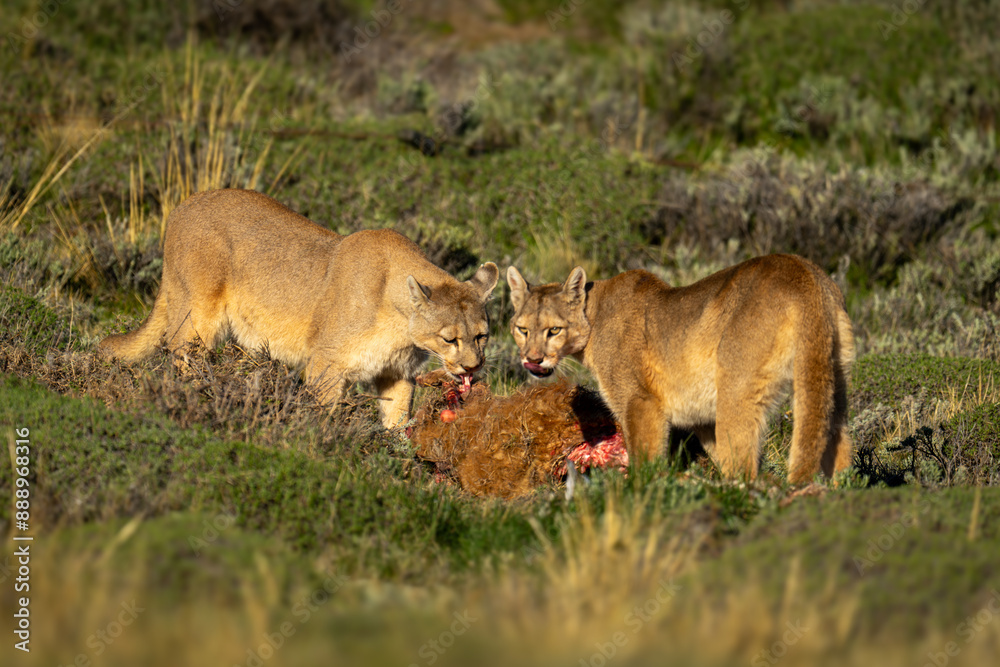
[0,373,563,579]
[5,370,1000,666]
[0,367,776,571]
[0,283,80,355]
[702,486,1000,638]
[732,6,956,107]
[851,354,1000,411]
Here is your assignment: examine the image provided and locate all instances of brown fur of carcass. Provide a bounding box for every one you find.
[409,375,618,499]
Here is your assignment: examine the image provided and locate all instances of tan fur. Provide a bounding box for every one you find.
[99,189,499,428]
[506,255,855,484]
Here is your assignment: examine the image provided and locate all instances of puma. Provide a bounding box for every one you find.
[506,255,854,484]
[99,188,499,428]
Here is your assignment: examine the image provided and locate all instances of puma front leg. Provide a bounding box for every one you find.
[622,390,668,465]
[374,374,415,429]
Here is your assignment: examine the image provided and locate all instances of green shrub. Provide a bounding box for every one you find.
[641,150,978,287]
[0,284,78,356]
[892,402,1000,486]
[851,354,1000,413]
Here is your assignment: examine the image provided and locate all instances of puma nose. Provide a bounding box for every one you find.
[526,355,544,365]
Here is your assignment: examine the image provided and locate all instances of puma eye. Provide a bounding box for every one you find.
[516,327,528,336]
[475,334,488,343]
[443,337,458,345]
[548,327,562,336]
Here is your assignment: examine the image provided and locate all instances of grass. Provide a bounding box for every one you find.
[4,370,1000,666]
[851,354,1000,412]
[2,0,1000,665]
[0,372,565,580]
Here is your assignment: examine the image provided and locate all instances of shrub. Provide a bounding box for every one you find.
[851,354,1000,412]
[641,150,977,287]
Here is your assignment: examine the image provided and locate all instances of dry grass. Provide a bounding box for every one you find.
[0,329,377,453]
[9,516,1000,667]
[35,104,103,154]
[0,131,107,233]
[866,364,1000,460]
[522,219,602,282]
[888,370,1000,446]
[644,149,977,285]
[507,488,702,642]
[145,40,304,244]
[475,488,1000,667]
[4,522,267,667]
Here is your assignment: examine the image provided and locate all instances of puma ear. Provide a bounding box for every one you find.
[407,276,433,308]
[563,266,587,306]
[467,262,500,302]
[506,266,530,313]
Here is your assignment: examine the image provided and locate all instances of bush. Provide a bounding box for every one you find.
[0,284,77,357]
[851,354,1000,412]
[641,150,977,287]
[893,402,1000,486]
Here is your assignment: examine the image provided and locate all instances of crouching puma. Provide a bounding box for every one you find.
[506,255,854,484]
[99,188,499,428]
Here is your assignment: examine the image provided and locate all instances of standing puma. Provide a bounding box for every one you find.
[99,189,499,428]
[506,255,854,484]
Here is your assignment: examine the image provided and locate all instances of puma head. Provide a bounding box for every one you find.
[407,262,500,382]
[506,265,591,378]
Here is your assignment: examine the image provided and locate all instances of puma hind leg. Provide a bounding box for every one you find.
[304,356,350,413]
[164,300,228,359]
[713,391,767,481]
[712,333,792,481]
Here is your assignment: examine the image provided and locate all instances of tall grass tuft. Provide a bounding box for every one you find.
[144,38,302,245]
[0,132,106,233]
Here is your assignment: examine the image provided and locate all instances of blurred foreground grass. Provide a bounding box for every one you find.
[4,373,1000,666]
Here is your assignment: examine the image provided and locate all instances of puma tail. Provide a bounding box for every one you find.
[98,292,169,362]
[786,277,855,484]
